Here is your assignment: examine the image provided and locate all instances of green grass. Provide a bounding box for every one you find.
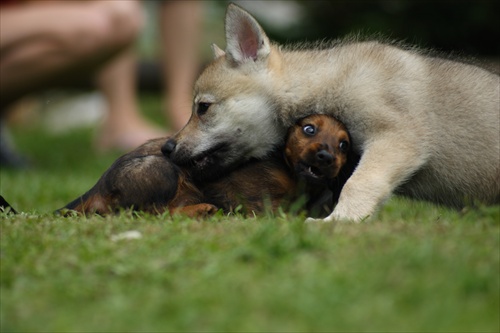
[1,94,499,332]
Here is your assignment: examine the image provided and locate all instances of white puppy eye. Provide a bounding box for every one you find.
[339,140,350,153]
[197,102,211,116]
[303,124,316,136]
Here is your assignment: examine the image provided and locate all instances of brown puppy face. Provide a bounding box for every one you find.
[285,114,350,182]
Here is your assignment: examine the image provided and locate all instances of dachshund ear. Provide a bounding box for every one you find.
[283,146,294,171]
[283,126,297,171]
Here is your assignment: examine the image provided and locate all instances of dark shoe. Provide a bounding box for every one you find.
[0,121,30,169]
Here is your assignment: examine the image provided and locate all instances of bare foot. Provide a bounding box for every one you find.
[95,119,167,153]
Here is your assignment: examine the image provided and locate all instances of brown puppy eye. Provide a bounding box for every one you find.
[339,140,350,152]
[303,124,316,136]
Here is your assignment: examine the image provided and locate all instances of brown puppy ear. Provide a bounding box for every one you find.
[283,147,294,171]
[224,3,270,65]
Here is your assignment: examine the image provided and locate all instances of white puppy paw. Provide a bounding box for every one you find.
[305,217,332,223]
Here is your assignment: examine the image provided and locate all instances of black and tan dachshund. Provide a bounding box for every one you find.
[60,114,358,217]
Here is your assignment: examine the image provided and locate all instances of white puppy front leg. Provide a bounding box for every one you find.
[307,134,428,223]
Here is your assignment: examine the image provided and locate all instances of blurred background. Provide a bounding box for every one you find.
[139,0,500,92]
[2,0,499,162]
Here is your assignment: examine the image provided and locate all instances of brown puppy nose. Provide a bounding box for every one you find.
[316,149,334,164]
[162,139,177,157]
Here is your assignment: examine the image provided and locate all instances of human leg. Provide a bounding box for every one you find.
[0,0,143,110]
[160,0,203,131]
[95,47,164,152]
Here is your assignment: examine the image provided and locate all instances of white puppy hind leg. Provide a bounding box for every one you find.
[307,134,429,223]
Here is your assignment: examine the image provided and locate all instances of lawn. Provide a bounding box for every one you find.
[1,94,499,332]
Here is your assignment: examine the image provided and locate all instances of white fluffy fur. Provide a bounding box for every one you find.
[171,4,500,222]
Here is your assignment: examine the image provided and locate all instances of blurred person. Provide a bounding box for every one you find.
[99,0,204,146]
[159,0,203,131]
[0,0,162,167]
[95,46,164,153]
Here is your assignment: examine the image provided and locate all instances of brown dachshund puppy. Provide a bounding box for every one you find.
[60,115,357,217]
[285,114,358,205]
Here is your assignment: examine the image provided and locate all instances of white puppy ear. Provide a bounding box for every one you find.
[224,3,271,65]
[211,44,226,59]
